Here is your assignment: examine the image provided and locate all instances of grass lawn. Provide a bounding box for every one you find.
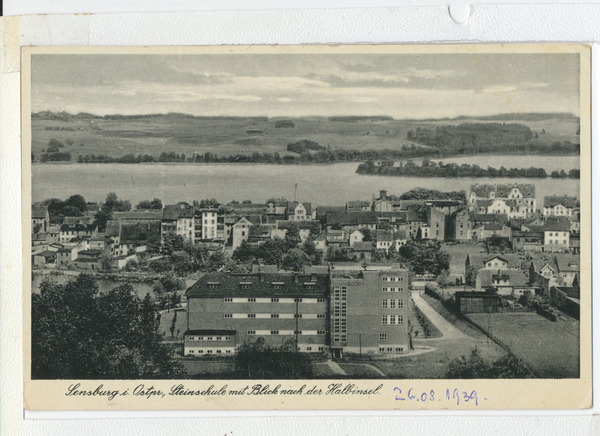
[159,307,188,341]
[337,363,386,378]
[466,312,579,378]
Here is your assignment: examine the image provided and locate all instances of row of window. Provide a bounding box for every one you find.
[223,297,326,303]
[382,299,404,309]
[187,336,232,341]
[246,330,326,335]
[224,313,327,319]
[333,302,347,317]
[333,286,347,301]
[187,349,232,355]
[382,277,404,282]
[382,287,405,292]
[382,315,404,325]
[333,334,347,342]
[380,347,404,353]
[333,318,346,334]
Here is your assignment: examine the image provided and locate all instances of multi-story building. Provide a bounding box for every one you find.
[469,183,536,216]
[32,205,49,233]
[161,202,195,244]
[199,208,219,240]
[59,223,98,243]
[184,272,330,356]
[543,196,578,217]
[329,265,409,358]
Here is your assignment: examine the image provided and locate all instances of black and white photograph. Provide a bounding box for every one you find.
[22,45,591,410]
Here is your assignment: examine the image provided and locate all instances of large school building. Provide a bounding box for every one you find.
[184,265,410,358]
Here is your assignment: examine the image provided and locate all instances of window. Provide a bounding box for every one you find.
[390,315,396,324]
[399,315,404,325]
[379,333,387,341]
[294,314,302,318]
[305,285,315,290]
[341,335,347,342]
[247,298,256,302]
[271,331,279,335]
[224,314,232,318]
[341,302,347,316]
[274,285,282,290]
[209,284,219,290]
[334,319,340,333]
[241,284,251,290]
[318,347,324,352]
[334,286,340,300]
[271,298,279,303]
[390,277,397,282]
[294,298,303,303]
[382,315,388,325]
[398,299,404,309]
[382,299,388,309]
[307,347,312,351]
[379,347,385,352]
[247,330,255,335]
[226,350,231,354]
[317,330,326,335]
[189,350,195,354]
[216,350,222,354]
[390,300,396,309]
[198,350,203,354]
[247,314,256,318]
[224,298,232,303]
[207,337,213,341]
[271,314,279,318]
[382,287,388,292]
[317,314,326,319]
[396,347,403,353]
[318,298,326,303]
[188,337,195,341]
[216,337,222,341]
[341,287,347,300]
[207,350,213,354]
[382,277,389,282]
[334,335,340,342]
[294,330,302,335]
[341,319,347,333]
[387,347,393,353]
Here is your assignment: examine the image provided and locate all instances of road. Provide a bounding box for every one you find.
[411,291,467,340]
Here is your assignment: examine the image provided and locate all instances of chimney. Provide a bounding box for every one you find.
[380,190,387,199]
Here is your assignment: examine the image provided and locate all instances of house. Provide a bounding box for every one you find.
[73,249,103,271]
[349,229,364,246]
[512,230,544,252]
[111,253,138,270]
[310,233,327,251]
[351,242,373,261]
[275,221,322,243]
[326,211,378,233]
[346,200,371,212]
[465,253,521,277]
[266,199,287,215]
[543,196,578,217]
[199,208,219,240]
[543,219,570,251]
[329,265,410,358]
[554,254,580,287]
[162,202,195,244]
[185,271,330,355]
[452,208,470,241]
[471,223,511,242]
[59,223,98,243]
[56,244,83,267]
[315,206,345,221]
[32,205,50,233]
[247,225,273,245]
[32,250,57,266]
[373,190,401,212]
[376,230,394,252]
[286,201,314,221]
[469,183,536,214]
[476,269,531,297]
[231,217,253,250]
[529,254,580,291]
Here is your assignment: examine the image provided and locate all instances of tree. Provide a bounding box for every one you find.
[208,251,226,271]
[124,259,138,272]
[234,337,314,379]
[465,266,477,287]
[399,241,450,276]
[32,274,185,379]
[162,234,184,256]
[100,253,113,271]
[444,347,531,379]
[94,210,112,233]
[102,192,131,213]
[281,248,311,272]
[436,269,452,288]
[284,223,301,249]
[137,198,163,210]
[302,239,317,257]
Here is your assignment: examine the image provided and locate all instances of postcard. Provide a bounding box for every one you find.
[21,44,591,410]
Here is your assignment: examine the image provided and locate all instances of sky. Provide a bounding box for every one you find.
[30,52,580,119]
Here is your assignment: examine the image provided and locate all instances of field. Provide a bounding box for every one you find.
[31,114,579,163]
[466,312,580,378]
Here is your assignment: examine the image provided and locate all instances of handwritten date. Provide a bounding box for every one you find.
[394,388,485,406]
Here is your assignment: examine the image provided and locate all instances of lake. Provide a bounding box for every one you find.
[32,155,581,207]
[31,273,158,299]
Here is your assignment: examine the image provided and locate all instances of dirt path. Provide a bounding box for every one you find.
[411,291,467,340]
[325,360,347,376]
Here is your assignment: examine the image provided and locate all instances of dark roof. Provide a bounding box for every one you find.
[277,221,321,231]
[406,210,427,223]
[112,211,163,220]
[554,254,580,272]
[315,206,345,217]
[483,223,504,231]
[162,204,194,220]
[544,196,578,209]
[32,205,48,219]
[286,201,312,216]
[471,183,535,199]
[251,265,279,274]
[479,269,528,288]
[78,249,103,256]
[60,223,97,232]
[377,229,394,242]
[184,329,236,336]
[74,257,101,263]
[326,211,378,226]
[186,272,329,298]
[352,242,373,251]
[120,221,162,244]
[34,250,56,258]
[32,233,49,241]
[346,200,371,211]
